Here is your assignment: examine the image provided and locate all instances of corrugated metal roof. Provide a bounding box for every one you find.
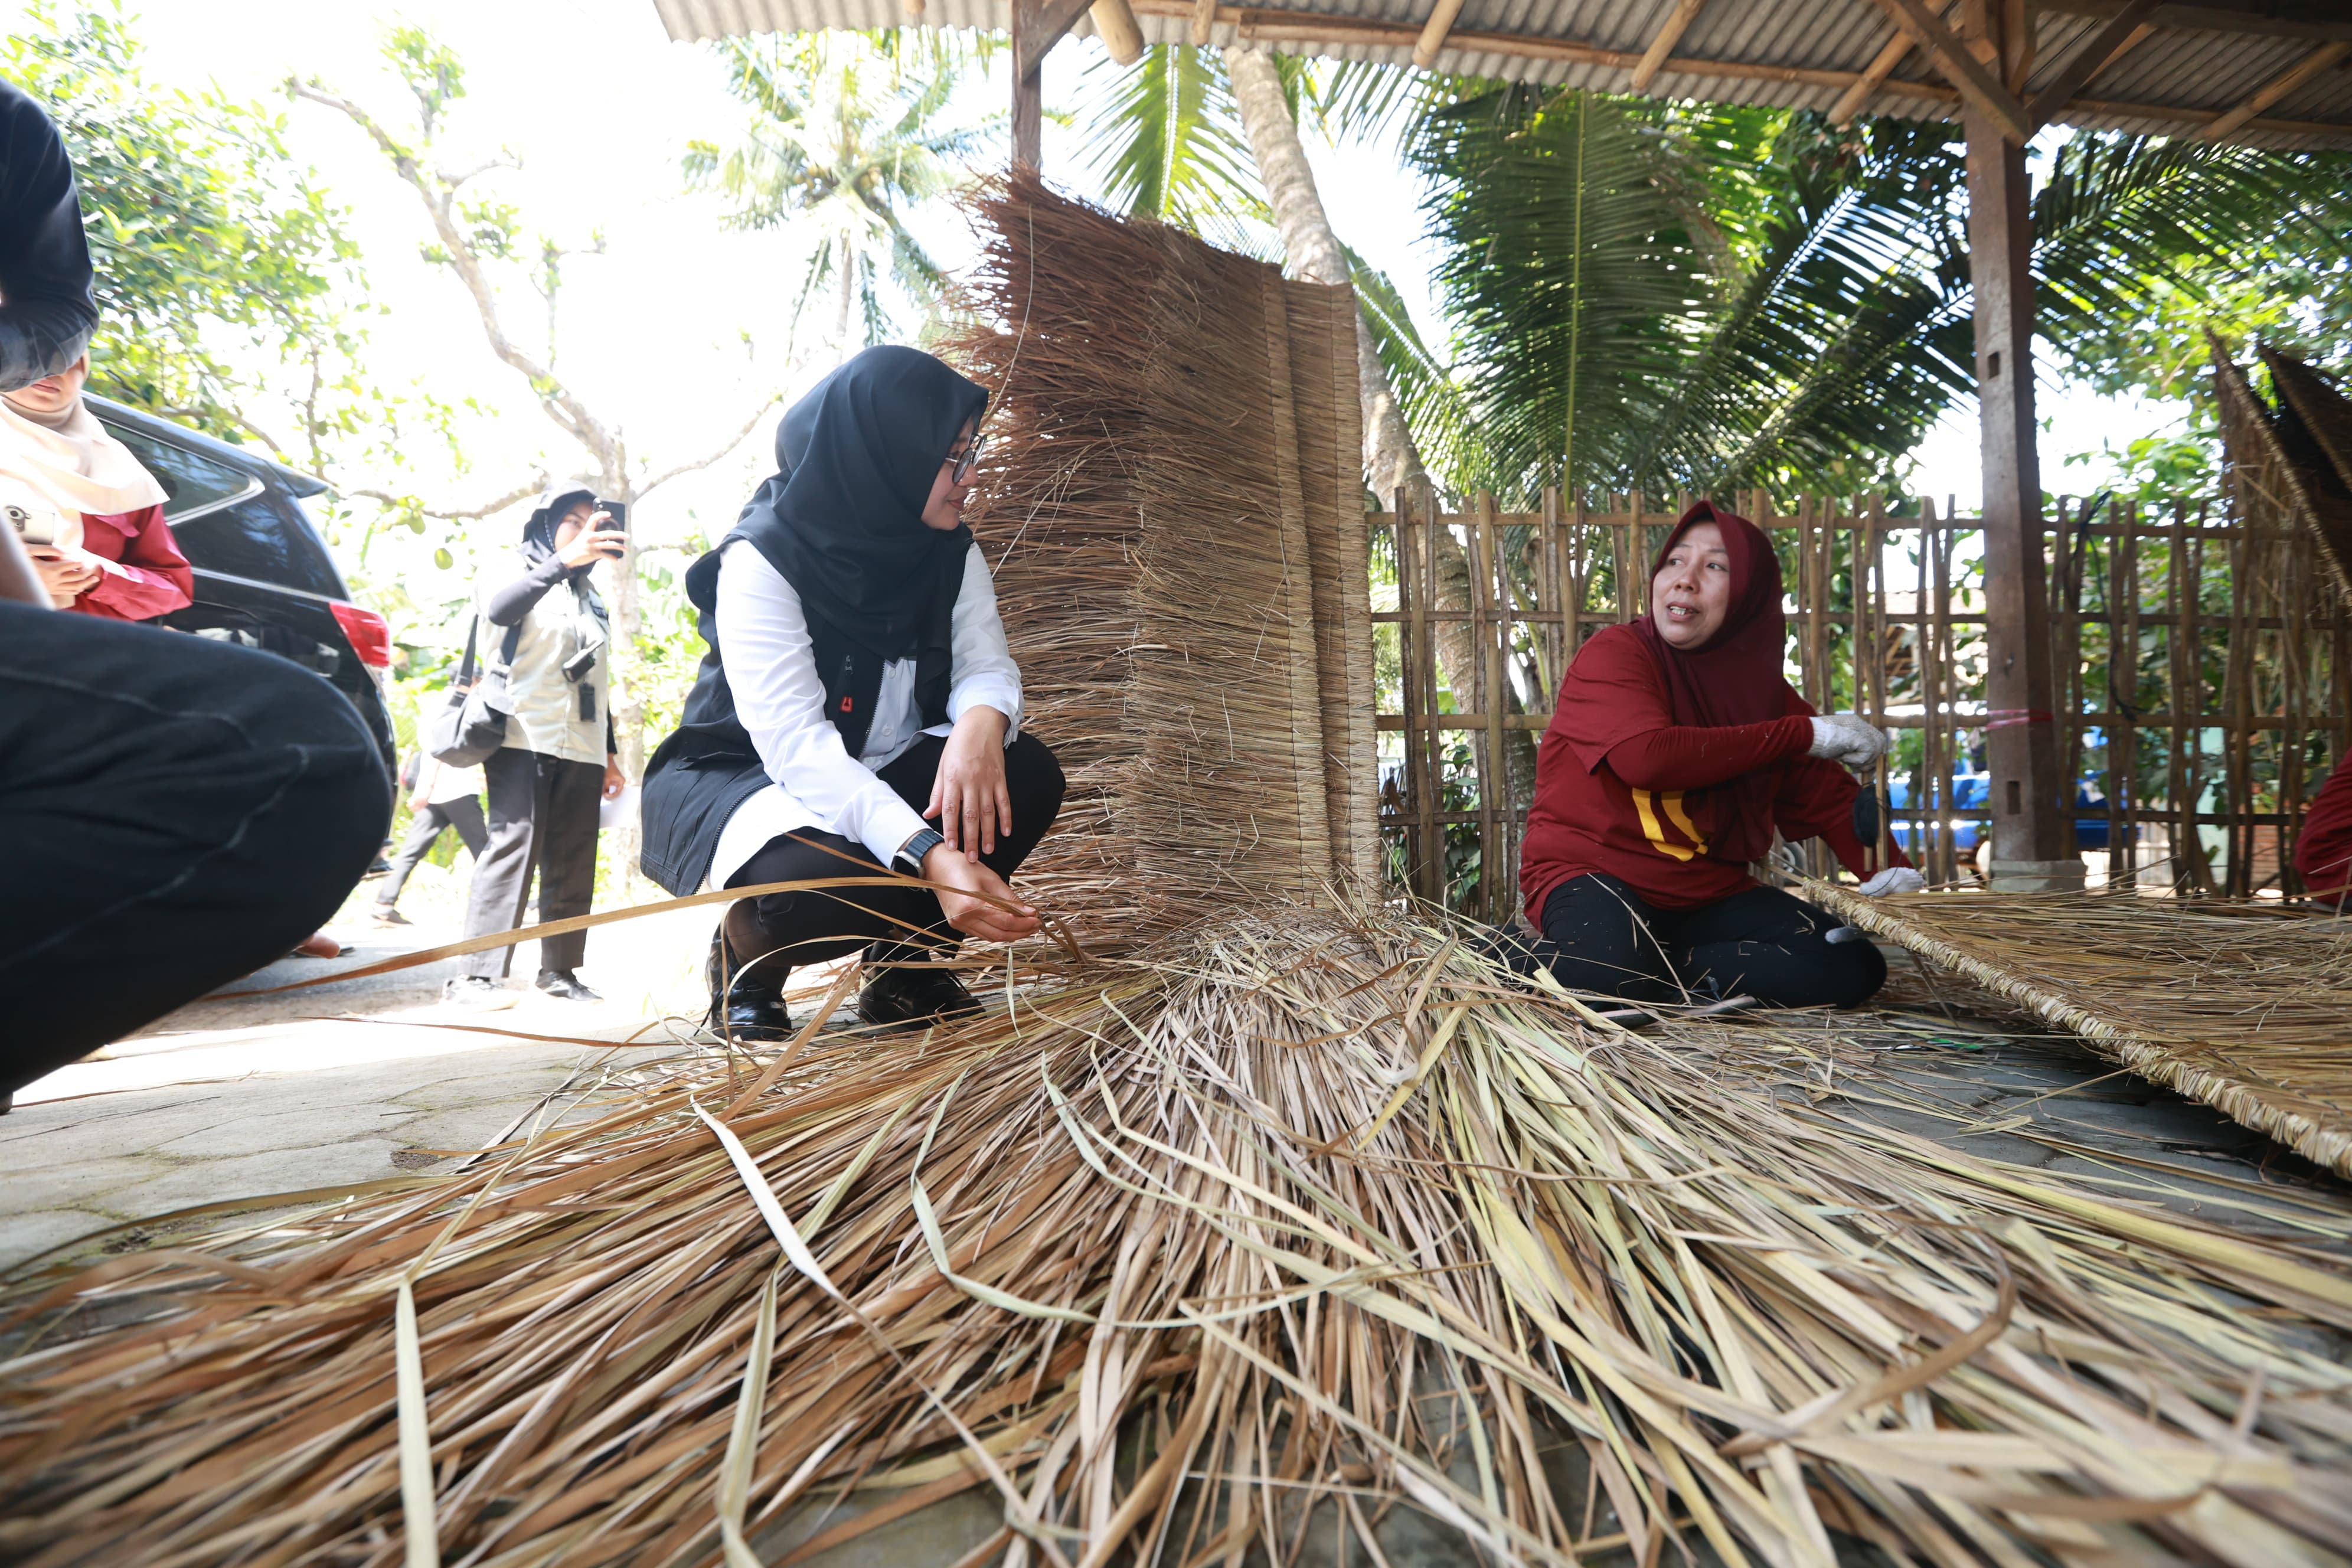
[651,0,2352,148]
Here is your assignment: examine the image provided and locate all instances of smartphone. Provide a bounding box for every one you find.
[595,499,628,535]
[4,501,61,548]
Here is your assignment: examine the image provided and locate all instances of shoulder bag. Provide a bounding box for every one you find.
[424,616,526,766]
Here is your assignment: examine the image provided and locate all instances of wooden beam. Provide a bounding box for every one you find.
[2024,0,2157,125]
[1412,0,1468,70]
[2200,40,2350,139]
[1016,0,1098,80]
[1630,0,1707,91]
[1832,0,1955,126]
[1189,0,1216,45]
[1867,0,2033,139]
[1091,0,1146,64]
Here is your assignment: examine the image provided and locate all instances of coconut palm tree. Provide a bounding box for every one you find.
[1407,87,2352,504]
[685,31,1002,360]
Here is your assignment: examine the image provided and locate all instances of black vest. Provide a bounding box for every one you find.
[639,530,955,895]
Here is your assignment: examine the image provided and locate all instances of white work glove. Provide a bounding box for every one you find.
[1807,713,1889,769]
[1858,866,1926,897]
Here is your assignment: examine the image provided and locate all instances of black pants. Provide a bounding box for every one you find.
[1535,872,1886,1008]
[724,732,1064,979]
[375,796,489,909]
[460,748,603,980]
[0,603,389,1090]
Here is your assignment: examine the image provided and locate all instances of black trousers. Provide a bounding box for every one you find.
[724,732,1064,979]
[375,796,488,909]
[460,748,604,980]
[0,603,389,1090]
[1535,872,1886,1009]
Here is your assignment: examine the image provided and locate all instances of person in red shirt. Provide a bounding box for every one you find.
[1,352,193,622]
[2294,756,2352,912]
[1518,501,1922,1009]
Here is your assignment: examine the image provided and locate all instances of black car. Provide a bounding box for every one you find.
[84,393,397,778]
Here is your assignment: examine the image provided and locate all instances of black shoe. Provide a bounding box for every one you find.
[858,962,982,1033]
[535,969,603,1003]
[706,930,792,1043]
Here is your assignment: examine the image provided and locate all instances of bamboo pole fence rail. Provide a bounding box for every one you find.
[1373,489,2352,916]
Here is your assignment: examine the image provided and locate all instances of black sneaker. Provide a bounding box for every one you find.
[858,963,982,1032]
[705,930,792,1043]
[535,969,603,1003]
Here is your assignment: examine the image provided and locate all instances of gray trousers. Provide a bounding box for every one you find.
[375,796,488,909]
[460,747,604,980]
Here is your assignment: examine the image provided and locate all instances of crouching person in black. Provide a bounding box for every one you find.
[641,347,1063,1038]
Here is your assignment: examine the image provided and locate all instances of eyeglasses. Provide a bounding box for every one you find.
[946,433,986,485]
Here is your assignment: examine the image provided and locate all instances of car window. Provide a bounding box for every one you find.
[171,494,351,599]
[97,423,260,520]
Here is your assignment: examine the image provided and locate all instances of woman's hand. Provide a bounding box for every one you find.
[603,755,628,801]
[29,547,100,606]
[926,705,1011,859]
[921,842,1040,943]
[558,514,627,570]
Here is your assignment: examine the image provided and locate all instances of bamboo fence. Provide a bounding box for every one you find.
[8,907,2352,1567]
[1374,486,2352,916]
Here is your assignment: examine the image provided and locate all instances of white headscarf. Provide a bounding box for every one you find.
[0,389,169,522]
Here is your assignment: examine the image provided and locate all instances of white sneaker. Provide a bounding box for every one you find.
[441,976,517,1011]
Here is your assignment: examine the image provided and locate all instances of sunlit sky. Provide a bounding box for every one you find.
[8,0,2190,600]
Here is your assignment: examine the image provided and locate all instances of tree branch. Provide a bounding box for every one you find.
[290,77,619,468]
[634,393,784,498]
[348,475,547,522]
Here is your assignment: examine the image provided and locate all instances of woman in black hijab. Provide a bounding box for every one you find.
[641,347,1064,1037]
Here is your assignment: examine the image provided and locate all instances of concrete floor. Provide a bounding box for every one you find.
[4,909,2346,1566]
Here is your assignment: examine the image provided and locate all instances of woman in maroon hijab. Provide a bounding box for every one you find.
[1518,501,1922,1008]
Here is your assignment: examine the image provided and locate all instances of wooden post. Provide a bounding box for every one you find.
[1963,53,2076,890]
[1012,0,1046,169]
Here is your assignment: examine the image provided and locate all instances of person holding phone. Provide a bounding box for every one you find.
[443,484,628,1008]
[641,346,1064,1038]
[1,351,193,621]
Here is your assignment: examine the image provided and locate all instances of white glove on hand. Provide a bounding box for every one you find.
[1807,713,1889,769]
[1858,866,1926,897]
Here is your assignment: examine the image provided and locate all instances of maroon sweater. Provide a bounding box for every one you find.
[1521,628,1908,917]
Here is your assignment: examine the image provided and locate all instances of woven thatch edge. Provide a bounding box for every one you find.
[1806,881,2352,1177]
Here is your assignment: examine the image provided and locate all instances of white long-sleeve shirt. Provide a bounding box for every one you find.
[705,538,1023,891]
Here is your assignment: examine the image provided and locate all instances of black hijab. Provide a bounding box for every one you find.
[738,345,988,661]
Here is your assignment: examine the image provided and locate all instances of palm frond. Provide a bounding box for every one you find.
[1411,87,1712,504]
[1072,44,1270,254]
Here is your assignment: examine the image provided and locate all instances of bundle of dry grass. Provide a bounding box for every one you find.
[1811,880,2352,1177]
[949,178,1376,949]
[6,907,2350,1568]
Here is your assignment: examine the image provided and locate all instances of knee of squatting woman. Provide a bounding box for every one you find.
[640,347,1064,1038]
[1517,501,1923,1011]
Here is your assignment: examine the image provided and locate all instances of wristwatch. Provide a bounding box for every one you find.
[893,828,946,876]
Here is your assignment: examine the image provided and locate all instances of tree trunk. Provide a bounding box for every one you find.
[1223,44,1481,707]
[835,246,855,364]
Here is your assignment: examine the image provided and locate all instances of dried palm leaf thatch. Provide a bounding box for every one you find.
[6,906,2352,1568]
[948,177,1376,949]
[2214,335,2352,600]
[1808,879,2352,1177]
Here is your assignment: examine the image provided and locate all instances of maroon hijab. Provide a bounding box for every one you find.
[1631,501,1786,728]
[1629,501,1788,859]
